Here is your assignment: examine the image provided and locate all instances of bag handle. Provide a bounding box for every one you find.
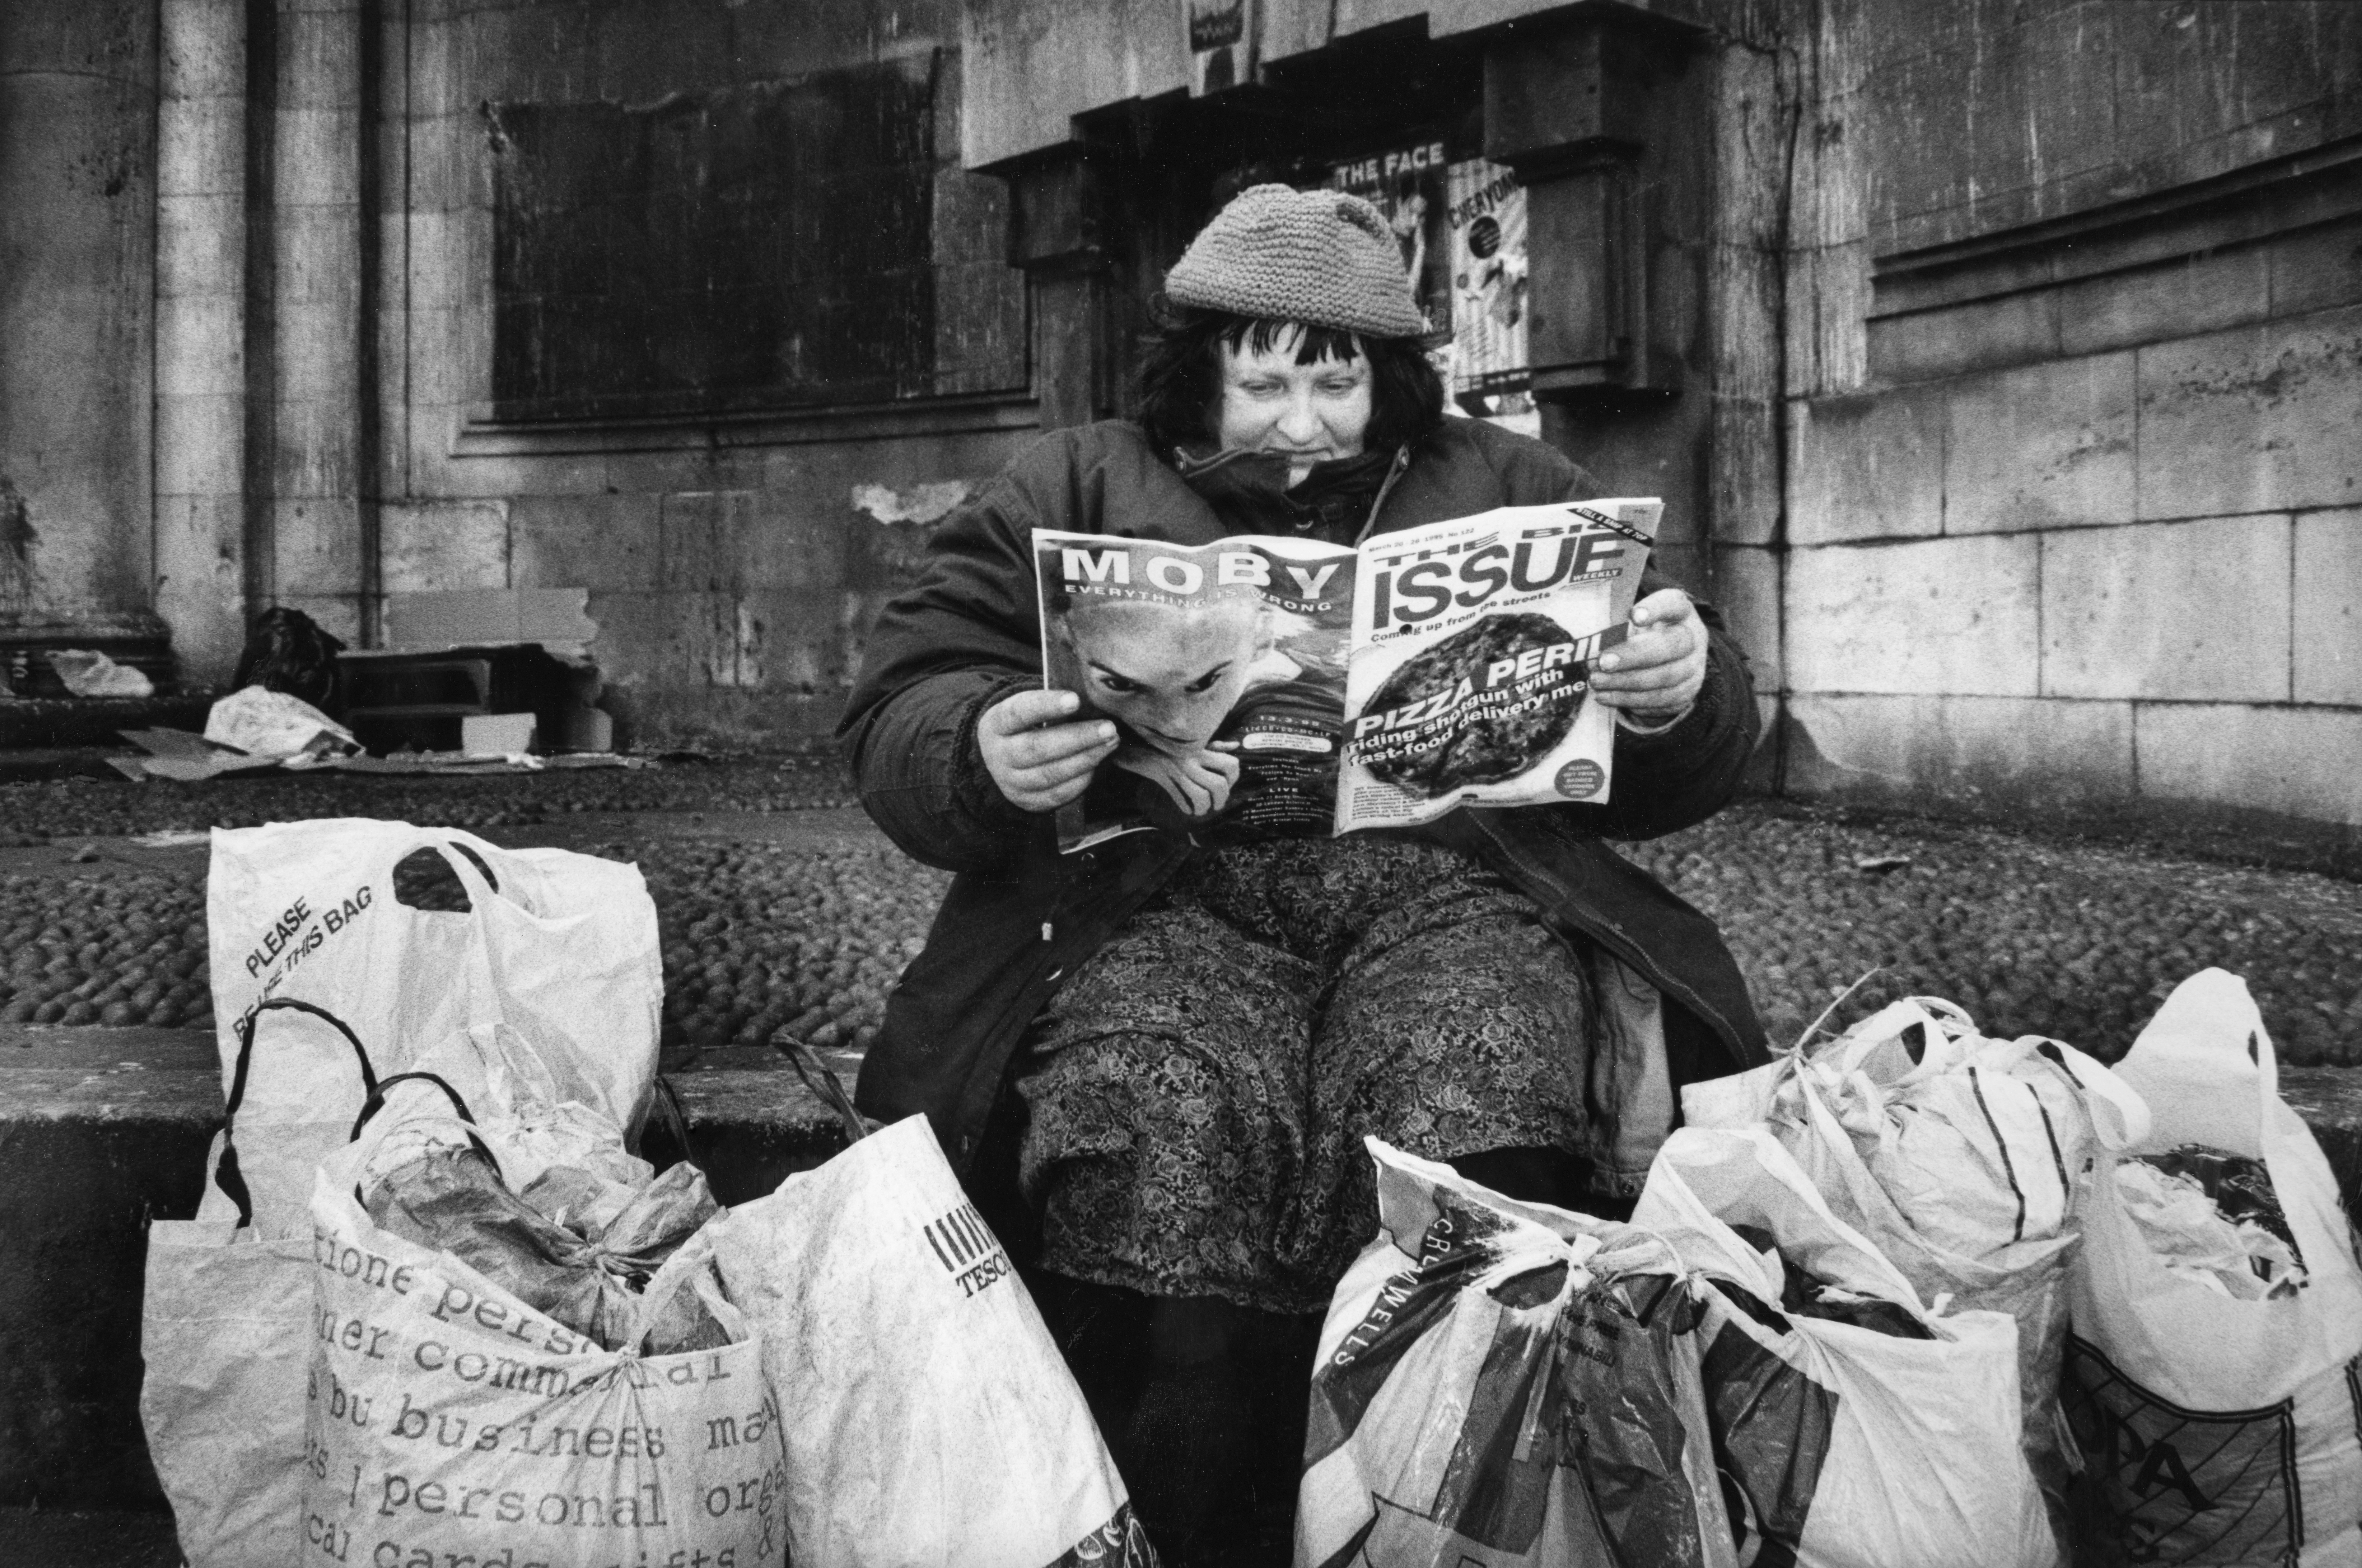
[645,1074,696,1167]
[348,1070,504,1183]
[770,1029,868,1144]
[416,836,509,911]
[215,998,378,1229]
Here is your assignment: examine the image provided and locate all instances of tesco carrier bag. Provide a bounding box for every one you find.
[708,1113,1153,1568]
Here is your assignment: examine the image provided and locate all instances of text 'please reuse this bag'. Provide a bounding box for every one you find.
[2067,969,2362,1568]
[1634,1126,2058,1568]
[1296,1138,1737,1568]
[207,818,663,1140]
[303,1105,785,1568]
[1682,996,2149,1496]
[708,1114,1155,1568]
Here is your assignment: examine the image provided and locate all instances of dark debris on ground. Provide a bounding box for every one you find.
[0,774,2354,1067]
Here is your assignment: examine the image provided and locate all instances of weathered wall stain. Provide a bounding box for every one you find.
[0,477,34,602]
[851,480,970,526]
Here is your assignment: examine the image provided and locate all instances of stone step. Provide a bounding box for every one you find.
[0,1508,180,1567]
[1,1022,2354,1529]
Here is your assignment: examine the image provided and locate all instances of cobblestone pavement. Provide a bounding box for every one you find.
[0,751,852,844]
[1,762,2356,1066]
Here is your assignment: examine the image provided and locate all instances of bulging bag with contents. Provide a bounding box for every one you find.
[2066,969,2362,1567]
[1682,996,2148,1495]
[1296,1138,1735,1568]
[302,1159,780,1568]
[708,1114,1153,1568]
[1634,1125,2058,1568]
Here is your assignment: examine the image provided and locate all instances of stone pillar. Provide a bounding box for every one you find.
[267,0,373,646]
[1007,148,1116,430]
[154,0,251,682]
[0,2,165,658]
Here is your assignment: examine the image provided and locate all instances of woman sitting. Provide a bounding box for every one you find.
[839,183,1768,1563]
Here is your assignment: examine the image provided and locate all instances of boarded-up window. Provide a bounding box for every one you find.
[485,51,1025,419]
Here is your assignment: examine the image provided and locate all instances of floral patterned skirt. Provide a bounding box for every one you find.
[1013,836,1593,1315]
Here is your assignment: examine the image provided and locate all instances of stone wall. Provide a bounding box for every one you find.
[0,3,161,654]
[121,0,1045,750]
[357,0,1041,747]
[1743,0,2362,857]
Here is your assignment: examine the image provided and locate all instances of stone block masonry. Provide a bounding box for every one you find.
[1781,286,2362,844]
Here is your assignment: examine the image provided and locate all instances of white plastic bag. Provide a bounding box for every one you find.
[1296,1138,1735,1568]
[139,1222,315,1568]
[1634,1126,2058,1568]
[2066,969,2362,1566]
[708,1115,1153,1568]
[304,1143,783,1568]
[49,646,154,696]
[204,684,355,758]
[1684,997,2149,1491]
[141,995,384,1568]
[207,819,662,1138]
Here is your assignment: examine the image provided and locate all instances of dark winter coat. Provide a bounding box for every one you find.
[838,417,1770,1183]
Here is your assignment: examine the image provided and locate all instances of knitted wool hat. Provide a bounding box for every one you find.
[1164,183,1429,339]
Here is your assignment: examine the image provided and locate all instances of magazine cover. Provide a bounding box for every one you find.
[1337,498,1660,831]
[1035,529,1356,853]
[1033,500,1657,851]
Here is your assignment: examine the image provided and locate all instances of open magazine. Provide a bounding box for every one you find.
[1033,498,1660,853]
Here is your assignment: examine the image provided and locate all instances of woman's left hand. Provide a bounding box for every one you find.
[1112,744,1242,819]
[1591,589,1707,723]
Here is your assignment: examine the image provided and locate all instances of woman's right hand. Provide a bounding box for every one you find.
[978,689,1119,812]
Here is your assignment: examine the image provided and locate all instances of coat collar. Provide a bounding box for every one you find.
[1171,444,1407,544]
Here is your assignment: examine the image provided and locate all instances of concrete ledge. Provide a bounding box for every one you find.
[0,695,214,749]
[0,1025,852,1510]
[2,1025,2355,1515]
[0,1508,180,1567]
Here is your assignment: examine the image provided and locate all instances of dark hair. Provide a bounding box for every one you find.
[1137,306,1446,458]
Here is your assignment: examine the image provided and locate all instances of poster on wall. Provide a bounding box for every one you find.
[1443,155,1538,436]
[1183,0,1256,95]
[1328,139,1452,337]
